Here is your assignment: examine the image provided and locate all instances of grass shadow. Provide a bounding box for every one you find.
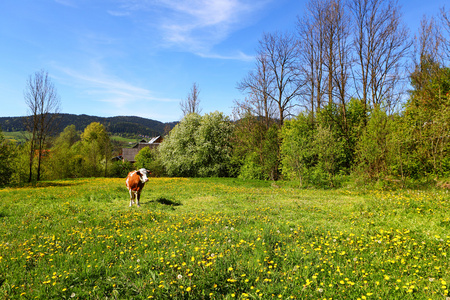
[34,181,85,188]
[5,180,85,189]
[151,197,182,206]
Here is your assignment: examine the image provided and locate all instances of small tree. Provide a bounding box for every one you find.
[24,69,61,182]
[313,124,345,185]
[109,160,134,178]
[280,113,316,186]
[47,125,81,179]
[80,122,111,177]
[355,108,392,179]
[180,82,202,116]
[134,147,155,170]
[230,112,268,180]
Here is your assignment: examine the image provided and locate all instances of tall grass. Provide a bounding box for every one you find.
[0,178,449,299]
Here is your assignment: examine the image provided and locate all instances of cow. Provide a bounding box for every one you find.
[125,168,151,207]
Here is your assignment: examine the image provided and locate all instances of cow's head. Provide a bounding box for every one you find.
[136,168,151,183]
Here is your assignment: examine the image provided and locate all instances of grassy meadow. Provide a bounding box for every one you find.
[2,131,138,145]
[0,178,449,299]
[3,131,30,144]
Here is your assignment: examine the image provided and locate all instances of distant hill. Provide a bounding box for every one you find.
[0,114,178,138]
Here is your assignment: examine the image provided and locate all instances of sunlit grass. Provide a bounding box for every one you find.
[0,178,449,299]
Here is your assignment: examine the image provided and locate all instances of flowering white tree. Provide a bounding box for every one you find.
[159,112,233,177]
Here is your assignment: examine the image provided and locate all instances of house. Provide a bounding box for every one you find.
[121,136,163,163]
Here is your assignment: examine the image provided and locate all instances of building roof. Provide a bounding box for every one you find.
[148,136,161,144]
[122,136,163,163]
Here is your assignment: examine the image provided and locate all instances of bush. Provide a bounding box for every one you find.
[134,147,166,177]
[0,131,15,186]
[134,147,155,170]
[238,152,265,180]
[109,160,134,178]
[355,108,391,180]
[280,113,316,186]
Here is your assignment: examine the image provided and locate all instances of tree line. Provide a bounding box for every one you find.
[230,0,450,186]
[0,114,176,138]
[0,0,449,187]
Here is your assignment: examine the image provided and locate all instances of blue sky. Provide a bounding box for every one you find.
[0,0,447,122]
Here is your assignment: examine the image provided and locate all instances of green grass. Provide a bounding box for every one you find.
[2,131,141,145]
[110,135,140,146]
[0,178,449,299]
[3,131,30,144]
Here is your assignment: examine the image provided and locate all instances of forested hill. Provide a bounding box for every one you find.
[0,114,178,137]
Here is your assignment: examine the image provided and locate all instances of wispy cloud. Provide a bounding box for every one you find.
[55,65,177,109]
[197,51,254,61]
[110,0,270,59]
[54,0,77,8]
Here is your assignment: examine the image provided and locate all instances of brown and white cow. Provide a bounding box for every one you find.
[125,168,151,207]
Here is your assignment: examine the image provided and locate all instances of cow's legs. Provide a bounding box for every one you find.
[129,189,135,207]
[136,191,141,207]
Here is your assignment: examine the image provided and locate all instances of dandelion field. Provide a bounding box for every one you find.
[0,178,449,299]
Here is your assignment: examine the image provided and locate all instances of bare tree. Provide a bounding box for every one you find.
[414,15,444,65]
[24,69,61,182]
[410,16,445,96]
[180,82,202,116]
[323,0,340,106]
[236,53,277,129]
[327,0,352,103]
[298,0,352,134]
[259,31,302,127]
[237,31,301,127]
[297,0,326,120]
[349,0,412,114]
[440,6,450,61]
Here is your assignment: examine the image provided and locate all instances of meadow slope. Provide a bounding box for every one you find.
[0,178,449,299]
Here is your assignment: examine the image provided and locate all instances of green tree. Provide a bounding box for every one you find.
[280,113,316,186]
[315,100,366,174]
[404,58,450,177]
[80,122,111,177]
[313,124,345,185]
[46,125,82,179]
[134,146,165,177]
[194,112,234,177]
[231,111,281,180]
[0,129,15,186]
[159,113,201,177]
[134,147,155,170]
[386,114,411,180]
[109,160,134,178]
[159,112,233,177]
[355,108,392,179]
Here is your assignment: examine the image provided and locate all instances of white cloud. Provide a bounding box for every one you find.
[55,65,177,109]
[197,50,254,61]
[112,0,270,59]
